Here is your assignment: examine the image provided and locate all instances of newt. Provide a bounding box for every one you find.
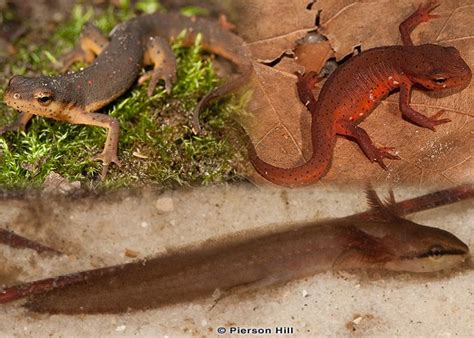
[247,1,472,187]
[0,187,469,314]
[1,12,252,179]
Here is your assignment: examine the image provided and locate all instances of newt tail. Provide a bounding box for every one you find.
[247,73,335,186]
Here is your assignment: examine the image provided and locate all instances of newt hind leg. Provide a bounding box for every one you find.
[60,23,109,71]
[399,1,440,46]
[336,120,400,170]
[138,36,177,96]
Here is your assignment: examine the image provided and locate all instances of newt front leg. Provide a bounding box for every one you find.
[68,110,122,179]
[0,111,33,135]
[399,83,451,131]
[399,1,440,46]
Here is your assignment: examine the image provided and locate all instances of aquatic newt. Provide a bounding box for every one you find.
[248,1,472,187]
[0,187,469,314]
[1,12,252,179]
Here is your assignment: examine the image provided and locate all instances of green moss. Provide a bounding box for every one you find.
[0,2,246,189]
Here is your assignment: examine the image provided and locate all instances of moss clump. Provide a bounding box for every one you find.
[0,1,246,189]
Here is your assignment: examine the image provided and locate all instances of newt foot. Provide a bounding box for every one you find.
[368,146,401,170]
[94,152,122,180]
[138,69,177,96]
[428,110,451,131]
[218,14,236,31]
[416,1,441,22]
[421,110,451,131]
[296,71,323,108]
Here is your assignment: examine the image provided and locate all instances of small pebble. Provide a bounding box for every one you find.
[125,249,139,258]
[352,316,363,325]
[155,197,174,213]
[115,325,126,332]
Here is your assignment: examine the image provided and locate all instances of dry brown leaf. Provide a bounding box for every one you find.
[239,0,473,186]
[243,62,309,165]
[233,0,318,62]
[294,40,334,73]
[272,56,306,75]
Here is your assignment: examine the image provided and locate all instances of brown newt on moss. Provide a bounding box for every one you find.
[1,12,252,179]
[0,187,469,314]
[248,1,471,187]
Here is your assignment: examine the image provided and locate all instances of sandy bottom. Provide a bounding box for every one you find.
[0,184,472,337]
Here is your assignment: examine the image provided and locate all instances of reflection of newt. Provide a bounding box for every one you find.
[2,12,252,179]
[0,187,470,314]
[248,1,472,187]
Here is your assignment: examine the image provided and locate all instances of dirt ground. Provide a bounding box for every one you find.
[0,184,472,337]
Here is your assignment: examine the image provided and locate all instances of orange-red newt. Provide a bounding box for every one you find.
[2,12,252,179]
[248,1,472,187]
[0,187,470,314]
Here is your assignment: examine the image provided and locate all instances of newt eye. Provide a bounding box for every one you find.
[34,91,54,106]
[428,245,444,260]
[433,77,447,84]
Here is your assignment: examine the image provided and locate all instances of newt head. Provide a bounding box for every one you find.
[4,75,76,119]
[405,44,472,91]
[382,220,470,273]
[361,189,470,273]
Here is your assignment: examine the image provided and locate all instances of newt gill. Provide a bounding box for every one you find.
[1,12,252,179]
[248,1,472,187]
[0,187,469,314]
